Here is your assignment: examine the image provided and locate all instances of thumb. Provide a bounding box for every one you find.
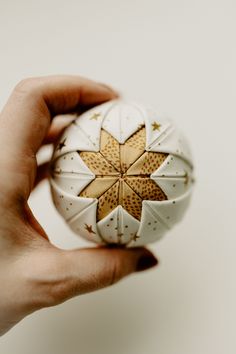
[45,246,158,307]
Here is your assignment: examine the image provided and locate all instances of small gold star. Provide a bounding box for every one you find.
[152,121,162,131]
[89,112,101,121]
[84,223,96,234]
[56,138,66,151]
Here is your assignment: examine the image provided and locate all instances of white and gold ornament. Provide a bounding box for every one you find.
[49,99,195,247]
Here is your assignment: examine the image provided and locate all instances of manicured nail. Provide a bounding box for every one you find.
[136,254,158,272]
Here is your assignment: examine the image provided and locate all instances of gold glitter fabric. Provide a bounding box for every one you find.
[79,126,168,221]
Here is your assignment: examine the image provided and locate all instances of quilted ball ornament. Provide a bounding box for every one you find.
[49,100,195,246]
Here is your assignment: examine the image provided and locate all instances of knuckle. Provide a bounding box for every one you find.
[106,256,123,286]
[45,279,74,307]
[42,266,75,307]
[24,253,75,309]
[13,77,38,97]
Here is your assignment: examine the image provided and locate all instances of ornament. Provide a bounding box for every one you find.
[49,99,195,246]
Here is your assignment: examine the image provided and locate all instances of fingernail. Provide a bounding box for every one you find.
[136,254,158,272]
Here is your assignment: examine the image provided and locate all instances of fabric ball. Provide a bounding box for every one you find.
[49,99,195,246]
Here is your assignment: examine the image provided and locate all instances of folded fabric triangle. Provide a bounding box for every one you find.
[68,200,103,244]
[147,126,193,166]
[50,179,95,221]
[52,151,95,176]
[53,123,97,160]
[102,100,145,143]
[143,188,193,229]
[128,202,167,247]
[97,206,140,245]
[74,100,113,150]
[151,154,194,198]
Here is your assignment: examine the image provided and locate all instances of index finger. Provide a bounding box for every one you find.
[0,75,118,158]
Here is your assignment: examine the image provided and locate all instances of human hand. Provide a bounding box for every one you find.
[0,76,158,336]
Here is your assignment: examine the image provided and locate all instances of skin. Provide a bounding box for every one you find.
[0,76,158,336]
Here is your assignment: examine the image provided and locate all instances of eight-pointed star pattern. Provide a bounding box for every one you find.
[77,125,169,221]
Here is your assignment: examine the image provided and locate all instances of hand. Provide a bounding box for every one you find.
[0,76,158,336]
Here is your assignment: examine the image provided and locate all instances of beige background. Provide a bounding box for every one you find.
[0,0,236,353]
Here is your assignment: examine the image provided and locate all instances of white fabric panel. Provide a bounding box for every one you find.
[147,125,193,166]
[152,176,192,199]
[119,101,145,143]
[68,200,103,244]
[143,188,193,229]
[128,201,167,247]
[52,151,95,176]
[143,106,172,150]
[75,100,114,150]
[53,123,97,160]
[97,206,120,244]
[102,100,145,143]
[50,179,95,221]
[151,154,194,199]
[118,206,140,244]
[151,154,192,177]
[51,174,94,197]
[97,206,140,245]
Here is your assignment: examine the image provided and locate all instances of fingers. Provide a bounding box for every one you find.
[0,75,118,161]
[42,114,76,145]
[18,245,158,313]
[47,247,158,305]
[0,75,117,201]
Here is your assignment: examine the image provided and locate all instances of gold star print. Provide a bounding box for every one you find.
[152,121,162,131]
[89,112,101,121]
[84,223,96,234]
[78,126,168,221]
[56,138,66,151]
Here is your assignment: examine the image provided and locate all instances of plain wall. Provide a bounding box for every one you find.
[0,0,236,353]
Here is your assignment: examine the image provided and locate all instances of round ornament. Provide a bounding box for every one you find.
[49,99,195,246]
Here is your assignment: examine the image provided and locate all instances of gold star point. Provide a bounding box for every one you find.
[152,121,162,131]
[137,123,144,130]
[79,127,168,222]
[90,112,101,121]
[84,223,96,234]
